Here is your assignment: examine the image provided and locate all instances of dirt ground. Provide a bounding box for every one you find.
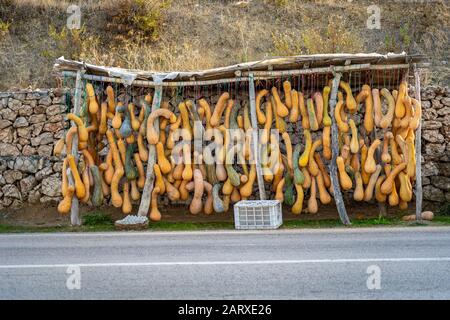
[0,201,415,227]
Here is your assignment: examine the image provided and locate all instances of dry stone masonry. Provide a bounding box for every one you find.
[0,86,449,211]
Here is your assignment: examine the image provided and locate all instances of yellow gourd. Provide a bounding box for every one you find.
[67,155,86,200]
[306,98,319,131]
[353,171,364,201]
[339,81,357,113]
[67,113,88,143]
[128,103,140,131]
[381,132,393,164]
[106,85,116,113]
[112,102,123,129]
[316,171,331,205]
[256,89,268,124]
[337,156,352,190]
[348,119,359,154]
[388,180,399,207]
[322,126,332,160]
[362,85,374,133]
[364,139,381,174]
[153,164,166,195]
[156,142,171,175]
[222,178,234,195]
[80,166,90,203]
[283,81,292,109]
[104,150,114,185]
[398,171,413,202]
[289,89,299,123]
[301,167,311,189]
[122,182,132,214]
[271,87,289,117]
[406,136,416,179]
[147,109,176,145]
[380,162,407,195]
[307,176,318,214]
[314,153,331,188]
[271,96,287,133]
[86,83,99,114]
[400,96,412,128]
[240,164,256,198]
[282,132,293,171]
[178,180,189,201]
[203,181,214,215]
[322,86,332,126]
[106,130,124,208]
[379,88,396,129]
[130,179,140,201]
[335,100,349,132]
[189,169,204,214]
[149,187,161,221]
[395,81,407,118]
[390,138,403,165]
[58,184,74,215]
[292,183,304,214]
[61,158,68,197]
[210,92,230,127]
[314,92,323,127]
[299,129,312,167]
[198,98,212,129]
[299,92,309,129]
[54,138,65,157]
[308,139,322,177]
[275,177,285,203]
[372,88,382,127]
[364,165,382,201]
[137,134,148,162]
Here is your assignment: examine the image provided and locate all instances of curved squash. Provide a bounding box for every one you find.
[339,81,357,113]
[67,113,88,143]
[58,184,74,215]
[315,152,331,188]
[67,154,86,200]
[353,171,364,201]
[274,177,285,203]
[80,165,90,203]
[128,103,140,131]
[316,171,331,205]
[153,164,166,195]
[122,182,132,214]
[406,136,416,179]
[400,96,412,129]
[256,89,268,124]
[61,157,68,197]
[212,183,225,213]
[260,100,273,144]
[398,171,413,202]
[147,109,177,145]
[289,89,300,123]
[364,164,382,201]
[306,98,319,131]
[106,85,116,113]
[90,165,103,206]
[299,129,312,167]
[189,169,204,214]
[86,83,99,114]
[388,180,399,207]
[381,132,393,164]
[301,167,311,189]
[307,176,318,214]
[390,137,403,165]
[203,181,214,215]
[314,92,324,127]
[299,92,309,129]
[380,162,407,195]
[293,144,305,185]
[322,126,332,160]
[322,86,332,126]
[240,164,256,198]
[361,85,374,133]
[271,87,289,117]
[379,88,396,129]
[372,88,382,127]
[149,186,161,221]
[337,156,352,190]
[335,100,349,132]
[349,119,359,154]
[283,81,292,109]
[292,183,304,214]
[156,142,172,175]
[210,92,230,127]
[364,139,381,174]
[198,98,212,129]
[137,134,148,162]
[271,96,287,133]
[308,140,322,177]
[106,130,124,207]
[395,81,407,118]
[284,171,295,206]
[282,132,293,171]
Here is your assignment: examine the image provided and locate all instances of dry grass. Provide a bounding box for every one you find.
[0,0,449,90]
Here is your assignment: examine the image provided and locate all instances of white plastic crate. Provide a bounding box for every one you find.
[233,200,282,230]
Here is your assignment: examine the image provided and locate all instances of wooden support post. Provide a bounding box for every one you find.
[137,85,162,217]
[329,71,351,225]
[69,69,84,226]
[248,73,266,200]
[413,65,423,221]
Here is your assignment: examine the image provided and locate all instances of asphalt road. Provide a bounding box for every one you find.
[1,227,450,299]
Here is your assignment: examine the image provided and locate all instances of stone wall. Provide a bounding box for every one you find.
[0,86,448,211]
[0,90,67,209]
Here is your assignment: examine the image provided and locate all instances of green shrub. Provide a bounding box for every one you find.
[0,19,10,38]
[83,212,114,226]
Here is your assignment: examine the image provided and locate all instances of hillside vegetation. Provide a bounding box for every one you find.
[0,0,449,90]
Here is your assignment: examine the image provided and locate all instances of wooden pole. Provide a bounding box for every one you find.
[413,65,423,221]
[248,73,266,200]
[137,85,162,217]
[329,71,351,225]
[69,69,84,226]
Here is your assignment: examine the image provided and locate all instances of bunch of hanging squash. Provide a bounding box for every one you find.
[334,80,420,210]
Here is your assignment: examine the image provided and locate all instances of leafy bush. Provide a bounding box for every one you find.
[0,19,10,38]
[83,212,114,226]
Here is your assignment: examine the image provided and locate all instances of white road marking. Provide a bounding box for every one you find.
[1,257,450,269]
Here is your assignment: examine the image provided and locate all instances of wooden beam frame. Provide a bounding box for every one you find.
[413,65,423,221]
[69,69,84,226]
[248,73,266,200]
[328,71,351,225]
[137,85,162,217]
